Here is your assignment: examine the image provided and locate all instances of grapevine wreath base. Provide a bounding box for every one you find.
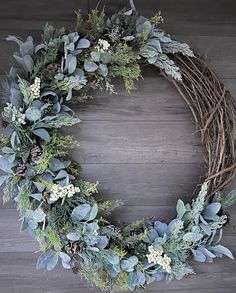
[0,2,236,291]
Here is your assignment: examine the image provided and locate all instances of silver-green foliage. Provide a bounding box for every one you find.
[0,5,234,292]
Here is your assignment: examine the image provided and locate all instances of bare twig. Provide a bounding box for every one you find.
[163,53,236,199]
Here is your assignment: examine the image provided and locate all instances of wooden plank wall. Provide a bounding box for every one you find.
[0,1,236,292]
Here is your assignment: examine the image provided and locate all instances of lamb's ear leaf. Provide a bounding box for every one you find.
[176,199,186,218]
[36,250,54,269]
[72,204,91,221]
[25,107,42,122]
[218,190,236,208]
[0,175,10,186]
[6,35,23,46]
[210,245,234,259]
[20,39,34,57]
[59,252,71,264]
[32,128,51,142]
[67,54,77,75]
[46,254,59,271]
[84,62,98,72]
[120,256,139,272]
[87,203,98,221]
[154,221,168,236]
[192,249,206,262]
[0,155,12,172]
[23,55,34,72]
[203,203,221,220]
[127,271,146,289]
[96,236,109,249]
[49,158,65,172]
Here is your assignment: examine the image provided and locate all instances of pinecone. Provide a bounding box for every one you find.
[1,119,8,128]
[47,63,60,72]
[16,164,26,176]
[31,145,42,162]
[41,97,54,114]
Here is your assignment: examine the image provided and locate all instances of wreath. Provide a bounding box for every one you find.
[0,1,236,291]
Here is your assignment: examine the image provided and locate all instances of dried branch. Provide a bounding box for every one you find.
[163,53,236,198]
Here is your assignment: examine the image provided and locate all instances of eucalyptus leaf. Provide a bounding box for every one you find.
[99,64,108,77]
[49,158,65,171]
[154,221,168,236]
[96,236,109,249]
[121,256,139,272]
[127,271,145,290]
[77,38,90,49]
[91,51,101,62]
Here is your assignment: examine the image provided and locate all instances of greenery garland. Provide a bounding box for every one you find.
[1,2,236,291]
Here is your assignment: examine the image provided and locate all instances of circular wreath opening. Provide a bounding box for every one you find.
[0,2,236,292]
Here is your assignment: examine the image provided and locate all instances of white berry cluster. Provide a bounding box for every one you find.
[49,183,80,202]
[3,102,26,126]
[146,246,172,273]
[30,77,41,99]
[95,39,110,52]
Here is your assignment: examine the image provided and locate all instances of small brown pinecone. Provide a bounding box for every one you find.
[47,63,60,72]
[16,164,26,176]
[1,119,8,128]
[31,145,42,162]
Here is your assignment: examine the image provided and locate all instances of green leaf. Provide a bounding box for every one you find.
[32,128,51,142]
[25,207,46,223]
[88,203,98,221]
[20,40,34,57]
[176,199,186,218]
[25,107,42,122]
[72,204,91,221]
[127,271,145,290]
[84,62,98,72]
[23,55,34,73]
[99,64,108,77]
[203,203,221,220]
[183,232,203,242]
[210,245,234,259]
[67,54,77,75]
[121,256,139,272]
[67,232,81,241]
[37,250,58,271]
[1,147,14,154]
[91,52,101,62]
[77,38,90,49]
[47,254,59,271]
[218,190,236,208]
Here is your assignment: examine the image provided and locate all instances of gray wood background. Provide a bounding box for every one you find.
[0,0,236,292]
